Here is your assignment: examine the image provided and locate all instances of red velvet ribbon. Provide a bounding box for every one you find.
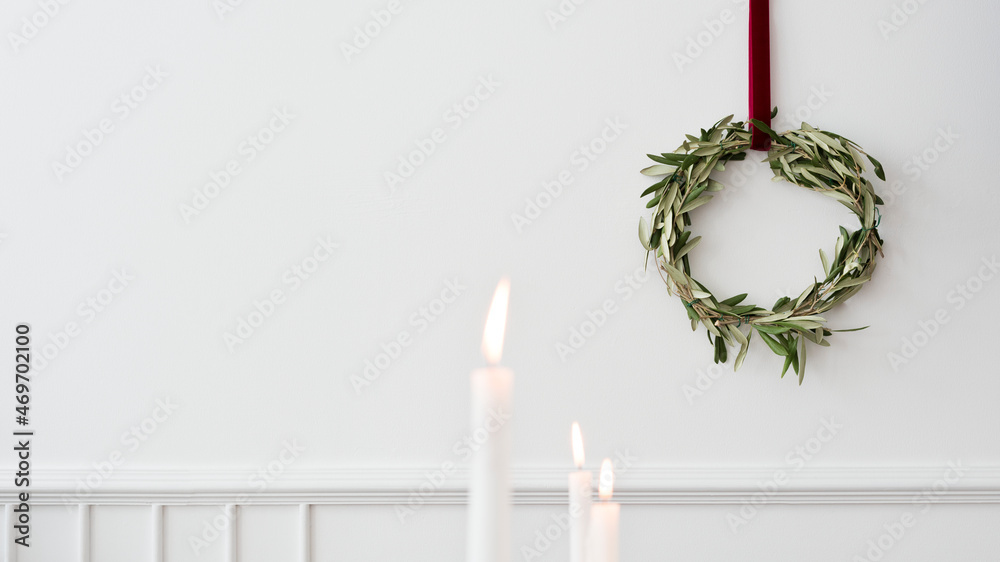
[749,0,771,150]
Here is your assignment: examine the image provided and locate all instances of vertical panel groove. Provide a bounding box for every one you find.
[5,504,16,562]
[151,504,163,562]
[78,504,90,562]
[299,503,311,562]
[224,504,238,562]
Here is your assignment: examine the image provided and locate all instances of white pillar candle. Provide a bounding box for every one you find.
[467,278,512,562]
[586,459,620,562]
[569,422,592,562]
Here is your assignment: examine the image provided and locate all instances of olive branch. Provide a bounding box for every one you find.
[638,112,886,383]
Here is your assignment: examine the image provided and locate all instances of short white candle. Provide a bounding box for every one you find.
[586,459,619,562]
[466,278,512,562]
[568,422,592,562]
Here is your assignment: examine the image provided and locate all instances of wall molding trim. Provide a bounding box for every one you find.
[5,464,999,506]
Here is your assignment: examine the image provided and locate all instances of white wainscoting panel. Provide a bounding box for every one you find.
[3,465,999,561]
[5,503,1000,561]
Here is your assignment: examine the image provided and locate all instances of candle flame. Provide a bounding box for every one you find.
[571,422,585,469]
[481,277,510,365]
[598,458,614,500]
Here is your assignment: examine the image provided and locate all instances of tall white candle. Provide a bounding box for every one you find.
[467,278,513,562]
[569,422,592,562]
[586,459,620,562]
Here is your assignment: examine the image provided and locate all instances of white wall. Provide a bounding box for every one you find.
[1,0,998,560]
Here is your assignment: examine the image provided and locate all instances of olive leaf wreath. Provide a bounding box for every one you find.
[638,112,885,383]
